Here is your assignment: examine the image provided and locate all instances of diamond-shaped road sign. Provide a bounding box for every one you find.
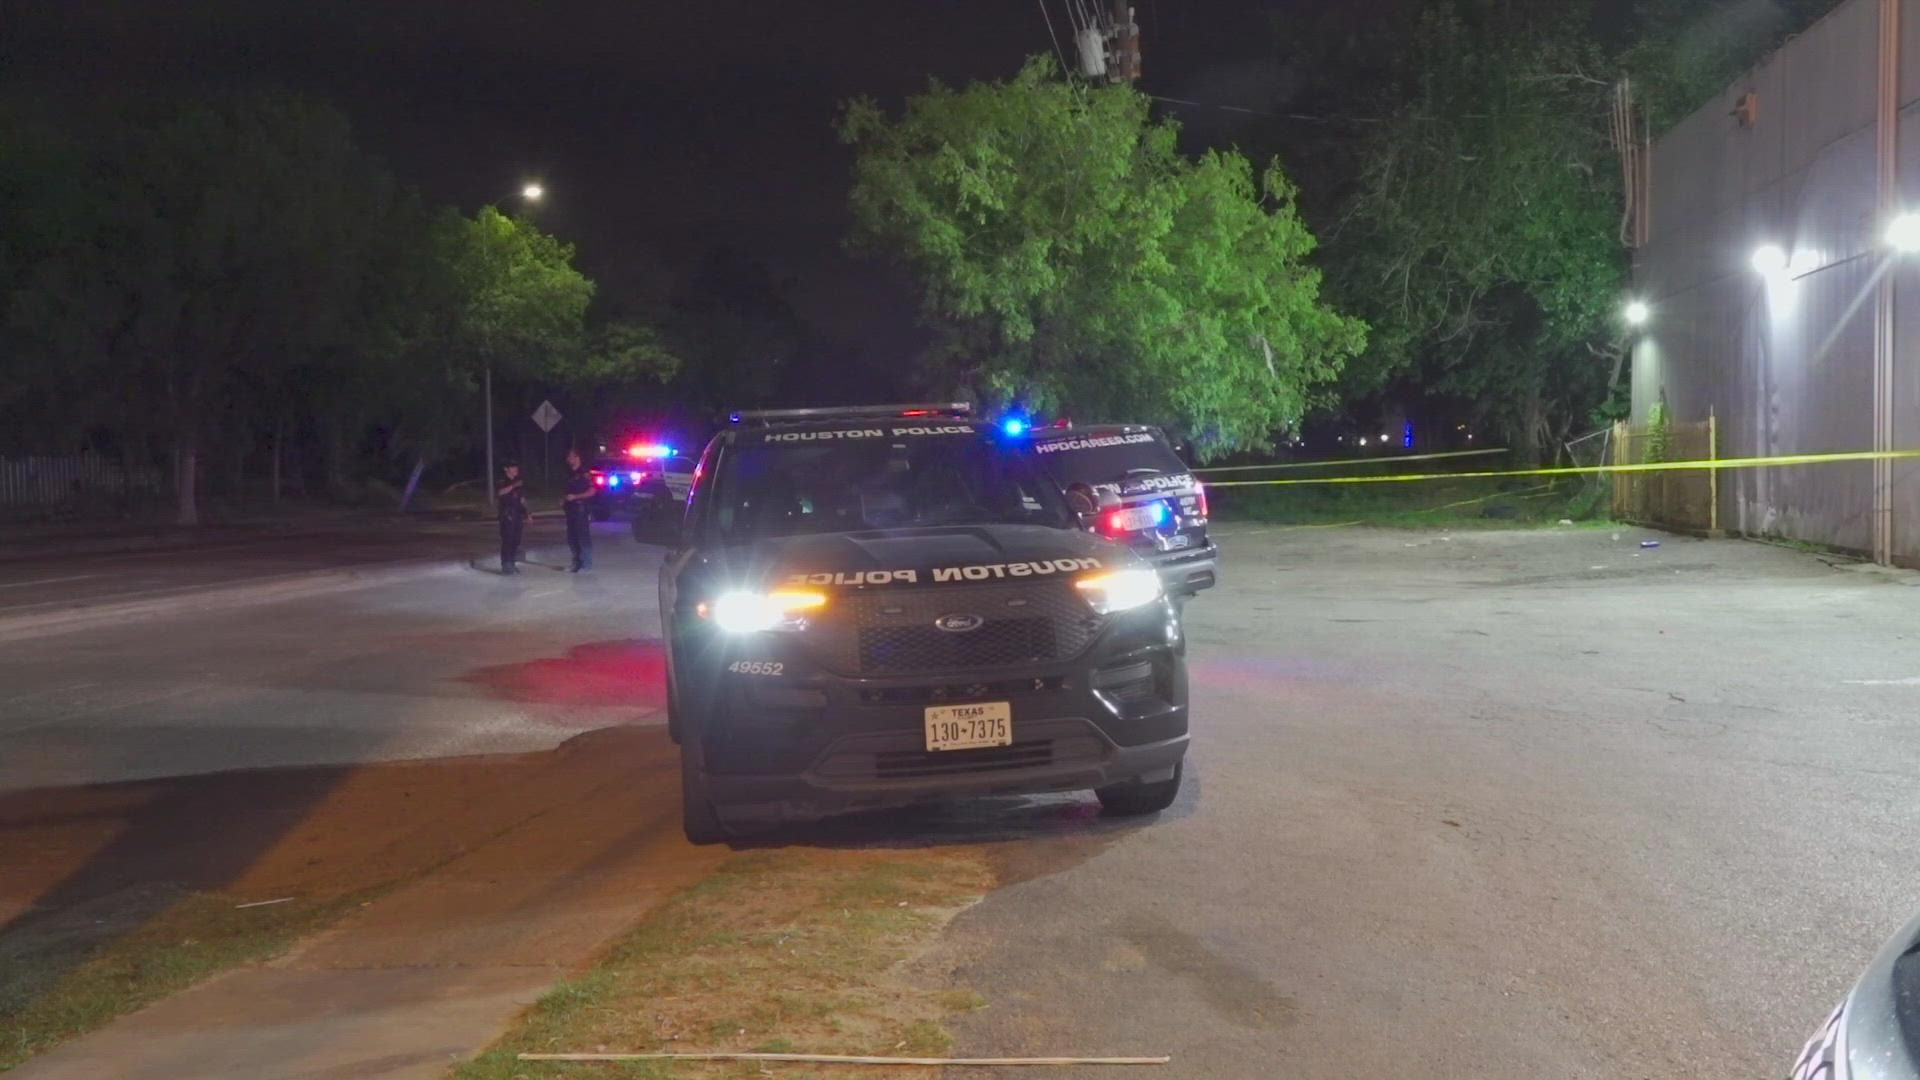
[531,400,562,433]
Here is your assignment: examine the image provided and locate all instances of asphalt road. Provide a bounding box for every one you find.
[6,520,1919,1078]
[0,517,665,792]
[932,527,1920,1078]
[0,513,516,618]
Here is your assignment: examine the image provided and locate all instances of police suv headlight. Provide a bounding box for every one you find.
[700,589,826,634]
[1074,569,1162,615]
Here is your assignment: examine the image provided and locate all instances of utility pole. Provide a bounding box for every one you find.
[1109,0,1140,84]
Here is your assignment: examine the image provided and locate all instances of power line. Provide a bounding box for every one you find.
[1034,0,1070,74]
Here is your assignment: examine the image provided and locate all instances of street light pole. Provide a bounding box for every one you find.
[482,181,546,511]
[484,364,495,511]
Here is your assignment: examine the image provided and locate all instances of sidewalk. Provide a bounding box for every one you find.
[0,513,563,641]
[8,728,722,1080]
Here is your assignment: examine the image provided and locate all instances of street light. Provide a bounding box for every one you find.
[521,182,545,202]
[1624,300,1650,326]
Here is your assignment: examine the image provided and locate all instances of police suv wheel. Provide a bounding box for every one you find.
[679,744,728,845]
[1095,762,1183,816]
[666,682,682,744]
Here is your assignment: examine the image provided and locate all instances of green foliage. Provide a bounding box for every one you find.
[1311,1,1625,460]
[663,244,804,411]
[839,58,1365,457]
[0,91,657,519]
[1623,0,1843,131]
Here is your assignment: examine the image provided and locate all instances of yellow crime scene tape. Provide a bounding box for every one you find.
[1195,447,1509,473]
[1202,448,1920,488]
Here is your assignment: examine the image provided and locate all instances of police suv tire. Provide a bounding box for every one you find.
[679,744,729,844]
[1095,762,1182,816]
[666,682,682,744]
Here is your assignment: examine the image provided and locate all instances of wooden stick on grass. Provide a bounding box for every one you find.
[518,1051,1170,1067]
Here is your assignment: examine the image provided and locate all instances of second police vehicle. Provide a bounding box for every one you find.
[633,404,1190,842]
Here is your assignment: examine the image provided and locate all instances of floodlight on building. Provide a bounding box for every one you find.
[1887,213,1920,254]
[1624,300,1650,326]
[1751,245,1789,275]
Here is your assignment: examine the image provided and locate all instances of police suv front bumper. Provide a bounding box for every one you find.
[678,600,1189,826]
[1144,542,1218,596]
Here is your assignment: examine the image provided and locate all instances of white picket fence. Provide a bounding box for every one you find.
[0,455,164,507]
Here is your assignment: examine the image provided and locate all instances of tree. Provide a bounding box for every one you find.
[839,58,1364,457]
[1305,2,1625,460]
[5,94,401,523]
[663,244,805,412]
[384,206,595,507]
[1624,0,1842,131]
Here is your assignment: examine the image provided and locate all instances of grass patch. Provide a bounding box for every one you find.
[1212,474,1610,530]
[0,886,375,1070]
[457,848,994,1080]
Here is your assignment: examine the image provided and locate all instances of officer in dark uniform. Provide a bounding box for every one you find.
[561,447,594,572]
[496,461,528,574]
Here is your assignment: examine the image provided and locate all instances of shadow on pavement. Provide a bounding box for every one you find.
[0,724,681,1066]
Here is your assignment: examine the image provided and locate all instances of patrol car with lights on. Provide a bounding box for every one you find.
[631,403,1190,842]
[1021,424,1218,598]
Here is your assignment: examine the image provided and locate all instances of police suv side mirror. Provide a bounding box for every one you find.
[631,507,682,548]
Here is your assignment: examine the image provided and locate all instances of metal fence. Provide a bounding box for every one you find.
[0,455,165,507]
[1610,417,1719,533]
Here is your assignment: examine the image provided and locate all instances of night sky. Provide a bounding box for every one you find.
[3,1,1297,361]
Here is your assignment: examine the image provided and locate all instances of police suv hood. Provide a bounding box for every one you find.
[715,525,1136,589]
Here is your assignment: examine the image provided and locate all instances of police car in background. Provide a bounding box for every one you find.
[587,442,697,521]
[631,403,1190,843]
[1022,424,1218,598]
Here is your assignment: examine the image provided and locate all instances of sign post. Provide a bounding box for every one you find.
[532,400,563,486]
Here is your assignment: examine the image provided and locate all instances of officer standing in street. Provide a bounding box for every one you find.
[561,446,594,572]
[496,461,529,574]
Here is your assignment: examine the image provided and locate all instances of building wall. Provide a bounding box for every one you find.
[1632,0,1918,560]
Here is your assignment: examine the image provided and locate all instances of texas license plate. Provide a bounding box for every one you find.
[924,702,1012,751]
[1109,504,1163,532]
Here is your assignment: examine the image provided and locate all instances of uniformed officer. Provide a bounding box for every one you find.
[496,461,528,574]
[560,447,594,572]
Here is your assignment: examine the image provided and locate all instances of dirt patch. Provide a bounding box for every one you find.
[458,845,997,1080]
[0,724,679,1069]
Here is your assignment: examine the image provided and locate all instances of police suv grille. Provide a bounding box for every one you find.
[859,676,1065,706]
[807,582,1100,676]
[873,740,1055,779]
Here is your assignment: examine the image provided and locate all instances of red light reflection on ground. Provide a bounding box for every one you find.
[462,639,666,708]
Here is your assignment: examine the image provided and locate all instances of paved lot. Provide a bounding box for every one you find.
[0,518,660,792]
[5,522,1918,1078]
[932,526,1920,1078]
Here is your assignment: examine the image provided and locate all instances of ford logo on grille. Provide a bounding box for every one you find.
[934,613,985,633]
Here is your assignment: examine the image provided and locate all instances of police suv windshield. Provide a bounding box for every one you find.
[709,426,1072,542]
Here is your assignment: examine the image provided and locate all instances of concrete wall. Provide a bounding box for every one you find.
[1632,0,1918,560]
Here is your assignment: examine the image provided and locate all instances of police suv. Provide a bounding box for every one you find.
[631,404,1190,843]
[1023,424,1218,598]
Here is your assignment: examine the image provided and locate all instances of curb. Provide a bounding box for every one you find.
[0,560,466,643]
